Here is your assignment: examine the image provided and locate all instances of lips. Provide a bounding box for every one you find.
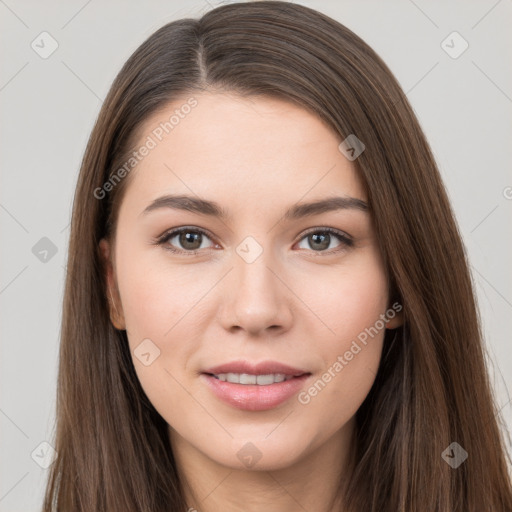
[201,360,312,411]
[203,360,309,377]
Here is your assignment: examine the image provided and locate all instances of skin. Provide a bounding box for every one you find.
[99,92,403,512]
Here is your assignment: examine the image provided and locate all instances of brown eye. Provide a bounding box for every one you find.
[296,228,353,252]
[178,231,203,250]
[158,227,216,253]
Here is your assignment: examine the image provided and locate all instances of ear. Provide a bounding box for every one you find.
[99,238,126,330]
[385,301,404,330]
[386,314,403,330]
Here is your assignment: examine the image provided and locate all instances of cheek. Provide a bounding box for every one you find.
[116,267,202,423]
[296,297,387,442]
[117,250,213,342]
[296,341,382,448]
[294,249,388,413]
[113,250,209,399]
[294,248,389,346]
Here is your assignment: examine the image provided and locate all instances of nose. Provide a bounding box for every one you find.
[218,249,293,337]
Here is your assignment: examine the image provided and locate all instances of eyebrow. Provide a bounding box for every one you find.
[139,194,369,220]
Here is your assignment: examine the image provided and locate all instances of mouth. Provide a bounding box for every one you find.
[202,360,310,379]
[204,372,304,385]
[200,361,312,411]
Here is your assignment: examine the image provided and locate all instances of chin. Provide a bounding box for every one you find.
[206,431,312,472]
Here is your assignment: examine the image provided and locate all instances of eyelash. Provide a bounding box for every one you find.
[153,226,354,256]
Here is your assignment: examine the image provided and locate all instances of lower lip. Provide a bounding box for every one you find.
[201,373,311,411]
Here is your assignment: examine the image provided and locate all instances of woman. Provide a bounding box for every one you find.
[43,1,512,511]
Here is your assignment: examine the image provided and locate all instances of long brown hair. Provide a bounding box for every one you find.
[43,1,512,510]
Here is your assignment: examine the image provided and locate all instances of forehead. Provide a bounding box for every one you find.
[118,92,366,219]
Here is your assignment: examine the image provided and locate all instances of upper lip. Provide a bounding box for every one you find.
[203,360,310,377]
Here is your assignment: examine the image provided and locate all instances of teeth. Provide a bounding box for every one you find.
[213,373,293,385]
[239,373,256,385]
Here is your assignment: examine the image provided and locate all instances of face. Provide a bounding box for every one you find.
[100,92,402,471]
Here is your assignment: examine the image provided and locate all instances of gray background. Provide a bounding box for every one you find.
[1,0,511,509]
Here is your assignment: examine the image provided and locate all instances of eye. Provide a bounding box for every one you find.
[295,228,353,253]
[155,227,217,254]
